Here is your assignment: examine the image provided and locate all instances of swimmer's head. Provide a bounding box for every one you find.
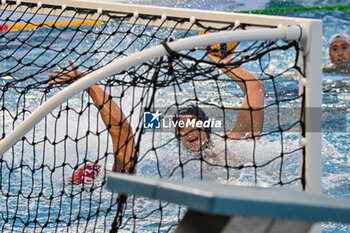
[173,105,211,151]
[328,34,350,64]
[69,163,101,185]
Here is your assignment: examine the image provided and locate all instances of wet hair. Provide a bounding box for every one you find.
[173,104,211,139]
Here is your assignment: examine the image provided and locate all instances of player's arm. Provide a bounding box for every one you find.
[48,59,136,173]
[206,54,264,140]
[86,85,135,173]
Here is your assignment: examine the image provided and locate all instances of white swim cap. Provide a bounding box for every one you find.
[328,33,350,45]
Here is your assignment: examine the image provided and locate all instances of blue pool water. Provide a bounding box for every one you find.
[0,0,349,232]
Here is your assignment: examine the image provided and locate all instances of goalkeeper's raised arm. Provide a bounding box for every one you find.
[48,59,136,174]
[206,53,264,140]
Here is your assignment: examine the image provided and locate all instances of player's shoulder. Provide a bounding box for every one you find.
[323,62,350,74]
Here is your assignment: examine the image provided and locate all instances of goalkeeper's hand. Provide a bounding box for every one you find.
[48,59,83,85]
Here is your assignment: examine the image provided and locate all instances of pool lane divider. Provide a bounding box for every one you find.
[236,4,350,14]
[0,19,103,32]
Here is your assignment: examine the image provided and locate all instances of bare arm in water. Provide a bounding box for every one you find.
[49,59,135,173]
[206,54,264,140]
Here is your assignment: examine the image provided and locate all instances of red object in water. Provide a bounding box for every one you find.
[0,24,9,32]
[70,163,102,185]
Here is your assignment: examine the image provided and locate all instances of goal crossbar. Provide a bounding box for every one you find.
[1,0,317,31]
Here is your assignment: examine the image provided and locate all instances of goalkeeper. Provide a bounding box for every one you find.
[48,51,264,181]
[173,51,264,165]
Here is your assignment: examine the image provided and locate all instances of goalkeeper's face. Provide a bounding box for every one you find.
[177,115,210,151]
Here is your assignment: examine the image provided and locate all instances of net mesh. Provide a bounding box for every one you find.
[0,1,306,232]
